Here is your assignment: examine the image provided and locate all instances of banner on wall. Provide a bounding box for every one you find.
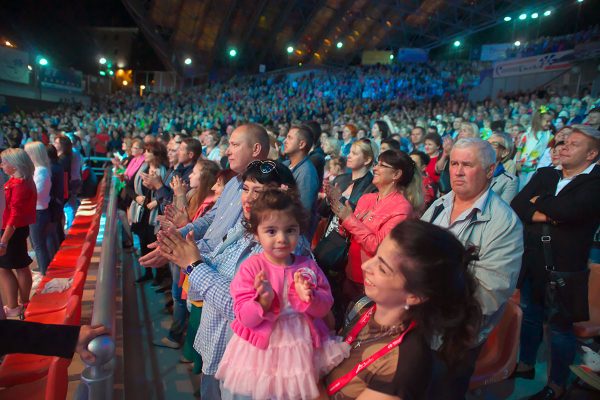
[480,43,512,61]
[39,67,83,91]
[361,51,394,65]
[0,47,30,84]
[396,48,428,62]
[493,50,574,78]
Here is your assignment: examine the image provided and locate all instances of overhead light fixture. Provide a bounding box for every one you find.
[519,13,527,20]
[99,57,107,65]
[504,16,512,22]
[184,57,192,65]
[531,12,539,19]
[514,40,521,47]
[229,48,237,57]
[389,54,394,60]
[27,65,33,71]
[122,80,128,86]
[287,46,294,54]
[38,57,48,66]
[336,41,343,49]
[544,10,552,16]
[453,40,461,47]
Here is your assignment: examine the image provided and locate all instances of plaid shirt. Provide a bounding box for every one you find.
[187,221,313,375]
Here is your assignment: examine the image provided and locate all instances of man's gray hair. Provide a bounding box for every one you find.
[490,132,514,156]
[453,138,497,169]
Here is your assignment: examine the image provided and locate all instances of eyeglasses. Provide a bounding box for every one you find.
[247,160,277,174]
[375,162,395,169]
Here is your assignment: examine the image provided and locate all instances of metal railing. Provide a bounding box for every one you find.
[76,169,118,400]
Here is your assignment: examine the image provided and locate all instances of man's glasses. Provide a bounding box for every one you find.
[247,160,277,174]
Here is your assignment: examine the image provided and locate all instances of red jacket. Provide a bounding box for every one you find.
[3,177,37,229]
[341,191,413,283]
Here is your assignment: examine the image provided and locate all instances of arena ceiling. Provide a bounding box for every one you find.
[121,0,566,75]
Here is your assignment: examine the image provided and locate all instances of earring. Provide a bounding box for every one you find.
[404,304,410,310]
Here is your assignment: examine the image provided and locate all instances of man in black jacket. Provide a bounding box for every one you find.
[511,125,600,400]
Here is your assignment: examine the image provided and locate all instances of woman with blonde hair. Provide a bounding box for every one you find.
[24,142,53,275]
[0,148,37,317]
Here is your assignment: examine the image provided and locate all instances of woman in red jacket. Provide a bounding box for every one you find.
[0,148,37,317]
[329,149,423,312]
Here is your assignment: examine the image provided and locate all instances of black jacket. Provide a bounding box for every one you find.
[511,165,600,303]
[0,320,80,358]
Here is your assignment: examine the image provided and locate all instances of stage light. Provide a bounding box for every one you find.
[519,13,527,20]
[27,65,33,71]
[514,41,521,47]
[99,57,107,65]
[389,54,394,60]
[229,48,237,57]
[504,16,512,22]
[38,57,48,66]
[184,57,192,65]
[453,40,461,47]
[122,80,128,86]
[544,10,552,16]
[99,71,106,76]
[577,0,584,3]
[336,41,343,49]
[287,46,294,54]
[5,40,14,47]
[108,70,114,76]
[531,13,539,19]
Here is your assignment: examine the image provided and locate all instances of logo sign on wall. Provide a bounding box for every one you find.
[493,50,574,78]
[0,47,30,84]
[39,66,83,92]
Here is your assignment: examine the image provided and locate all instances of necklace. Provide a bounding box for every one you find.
[352,324,404,350]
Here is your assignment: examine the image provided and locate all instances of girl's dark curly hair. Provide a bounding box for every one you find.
[245,187,308,235]
[388,219,482,365]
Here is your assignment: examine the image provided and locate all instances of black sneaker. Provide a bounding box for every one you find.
[529,386,564,400]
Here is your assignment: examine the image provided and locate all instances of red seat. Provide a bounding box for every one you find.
[25,271,86,318]
[45,254,90,279]
[469,300,523,390]
[0,296,80,388]
[574,264,600,337]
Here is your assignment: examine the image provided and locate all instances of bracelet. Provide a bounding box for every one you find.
[0,242,7,249]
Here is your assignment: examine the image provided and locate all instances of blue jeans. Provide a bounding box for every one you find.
[29,209,52,275]
[168,263,188,343]
[200,374,221,399]
[519,277,576,387]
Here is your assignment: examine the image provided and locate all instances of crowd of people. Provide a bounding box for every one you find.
[0,60,599,400]
[504,25,600,59]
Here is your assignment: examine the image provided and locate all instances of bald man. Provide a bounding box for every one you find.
[139,123,270,267]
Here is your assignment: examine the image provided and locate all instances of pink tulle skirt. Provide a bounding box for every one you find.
[216,313,349,400]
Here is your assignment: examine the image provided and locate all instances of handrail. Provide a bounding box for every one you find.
[76,169,118,400]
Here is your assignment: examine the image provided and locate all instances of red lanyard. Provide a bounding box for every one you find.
[326,305,416,396]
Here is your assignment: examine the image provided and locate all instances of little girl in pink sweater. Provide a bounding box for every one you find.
[216,188,349,400]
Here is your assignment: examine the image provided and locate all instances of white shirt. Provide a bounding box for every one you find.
[555,163,596,195]
[33,166,52,210]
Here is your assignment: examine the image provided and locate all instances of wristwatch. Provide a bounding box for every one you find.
[184,259,202,276]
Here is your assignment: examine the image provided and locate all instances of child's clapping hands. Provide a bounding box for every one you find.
[254,270,275,312]
[294,271,314,303]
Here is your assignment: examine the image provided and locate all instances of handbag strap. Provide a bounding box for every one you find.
[541,224,555,272]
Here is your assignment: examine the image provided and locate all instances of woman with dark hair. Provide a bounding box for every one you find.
[329,149,423,313]
[131,141,168,284]
[46,144,65,251]
[423,132,442,184]
[371,120,390,150]
[323,220,482,399]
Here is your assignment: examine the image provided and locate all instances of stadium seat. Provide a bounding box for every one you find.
[25,271,86,318]
[573,264,600,338]
[0,296,81,388]
[469,300,523,390]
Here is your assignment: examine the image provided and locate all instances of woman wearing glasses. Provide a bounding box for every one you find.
[329,149,423,314]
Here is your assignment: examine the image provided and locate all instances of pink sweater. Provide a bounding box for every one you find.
[230,253,333,350]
